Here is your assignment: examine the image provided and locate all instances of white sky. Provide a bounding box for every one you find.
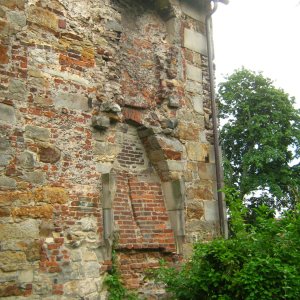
[213,0,300,108]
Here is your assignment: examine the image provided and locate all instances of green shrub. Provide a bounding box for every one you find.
[155,188,300,299]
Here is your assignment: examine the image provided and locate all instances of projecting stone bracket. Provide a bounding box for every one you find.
[102,172,116,259]
[162,178,186,254]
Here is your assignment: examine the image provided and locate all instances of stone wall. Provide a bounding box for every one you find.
[0,0,221,298]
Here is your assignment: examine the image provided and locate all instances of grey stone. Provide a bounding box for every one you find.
[91,115,110,130]
[191,94,204,114]
[184,28,207,55]
[8,78,27,101]
[162,179,186,210]
[54,92,89,111]
[64,279,98,298]
[0,103,16,124]
[161,118,178,129]
[168,95,180,108]
[106,20,123,32]
[84,261,100,278]
[95,162,113,173]
[0,136,10,151]
[7,11,26,27]
[186,80,203,94]
[22,171,46,184]
[94,141,120,158]
[81,217,97,231]
[186,63,202,82]
[157,160,185,172]
[100,102,121,113]
[102,173,116,209]
[18,151,36,169]
[0,176,16,189]
[0,154,12,167]
[25,125,50,142]
[203,200,219,222]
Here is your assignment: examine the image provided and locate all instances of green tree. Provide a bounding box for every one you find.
[218,68,300,210]
[154,189,300,300]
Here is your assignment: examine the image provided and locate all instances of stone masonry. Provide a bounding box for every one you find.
[0,0,222,298]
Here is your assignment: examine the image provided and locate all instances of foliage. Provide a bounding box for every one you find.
[218,68,300,210]
[104,249,139,300]
[155,188,300,299]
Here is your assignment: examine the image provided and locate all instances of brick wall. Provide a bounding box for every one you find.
[0,0,222,298]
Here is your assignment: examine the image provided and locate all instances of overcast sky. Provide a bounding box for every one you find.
[213,0,300,108]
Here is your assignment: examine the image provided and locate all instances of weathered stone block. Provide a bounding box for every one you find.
[0,103,16,124]
[176,122,201,141]
[8,79,26,101]
[184,28,207,55]
[186,80,203,94]
[198,162,217,180]
[18,269,34,283]
[38,144,61,163]
[22,171,46,184]
[186,200,204,219]
[186,142,208,162]
[54,92,89,111]
[162,179,185,210]
[186,183,214,200]
[25,125,50,142]
[25,240,41,261]
[186,63,202,82]
[0,186,68,205]
[27,7,58,31]
[91,115,110,130]
[0,220,40,240]
[94,142,120,161]
[0,251,27,272]
[204,200,219,222]
[11,204,53,219]
[191,94,204,114]
[181,1,206,21]
[0,154,12,167]
[0,176,16,189]
[0,0,25,9]
[7,11,26,28]
[18,151,36,170]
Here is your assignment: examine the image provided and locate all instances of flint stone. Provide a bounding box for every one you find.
[25,125,50,142]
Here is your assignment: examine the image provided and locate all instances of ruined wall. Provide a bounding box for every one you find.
[0,0,221,298]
